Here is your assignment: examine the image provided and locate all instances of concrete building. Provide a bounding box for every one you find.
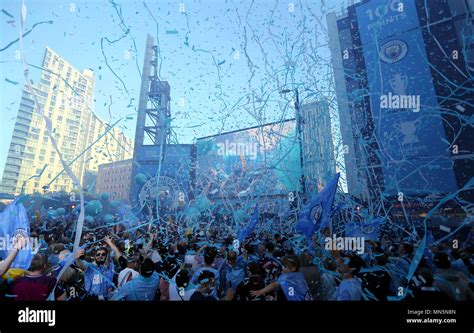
[0,47,133,195]
[300,100,337,191]
[96,159,132,203]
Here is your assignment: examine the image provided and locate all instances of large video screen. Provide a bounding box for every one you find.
[196,119,301,199]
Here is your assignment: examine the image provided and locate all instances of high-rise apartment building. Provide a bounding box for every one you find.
[0,47,133,195]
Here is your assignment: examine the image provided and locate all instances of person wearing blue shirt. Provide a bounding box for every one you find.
[332,254,363,301]
[218,250,246,293]
[191,248,220,297]
[112,258,160,301]
[169,268,197,301]
[250,255,311,301]
[75,236,122,300]
[333,277,362,301]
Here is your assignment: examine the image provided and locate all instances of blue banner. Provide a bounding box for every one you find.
[354,0,458,195]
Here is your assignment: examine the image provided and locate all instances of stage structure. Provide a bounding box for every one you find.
[130,34,194,220]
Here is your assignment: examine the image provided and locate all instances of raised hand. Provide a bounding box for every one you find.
[103,236,113,245]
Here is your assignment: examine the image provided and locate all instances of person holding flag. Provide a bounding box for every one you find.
[0,234,27,277]
[0,200,34,271]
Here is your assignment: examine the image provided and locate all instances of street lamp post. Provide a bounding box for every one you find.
[280,88,306,203]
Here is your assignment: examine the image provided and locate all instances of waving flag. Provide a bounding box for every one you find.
[296,173,340,238]
[0,201,34,269]
[237,204,259,243]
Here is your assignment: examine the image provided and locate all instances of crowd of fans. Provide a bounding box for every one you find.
[0,203,473,302]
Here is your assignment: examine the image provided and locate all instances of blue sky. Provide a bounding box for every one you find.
[0,0,348,178]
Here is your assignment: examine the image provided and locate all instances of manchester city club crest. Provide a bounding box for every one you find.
[138,176,183,214]
[310,203,323,225]
[379,39,408,64]
[14,228,28,238]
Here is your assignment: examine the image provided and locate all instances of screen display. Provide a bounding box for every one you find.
[196,119,301,199]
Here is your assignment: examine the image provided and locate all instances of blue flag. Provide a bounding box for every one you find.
[296,173,340,238]
[345,217,385,241]
[237,204,259,243]
[0,200,34,269]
